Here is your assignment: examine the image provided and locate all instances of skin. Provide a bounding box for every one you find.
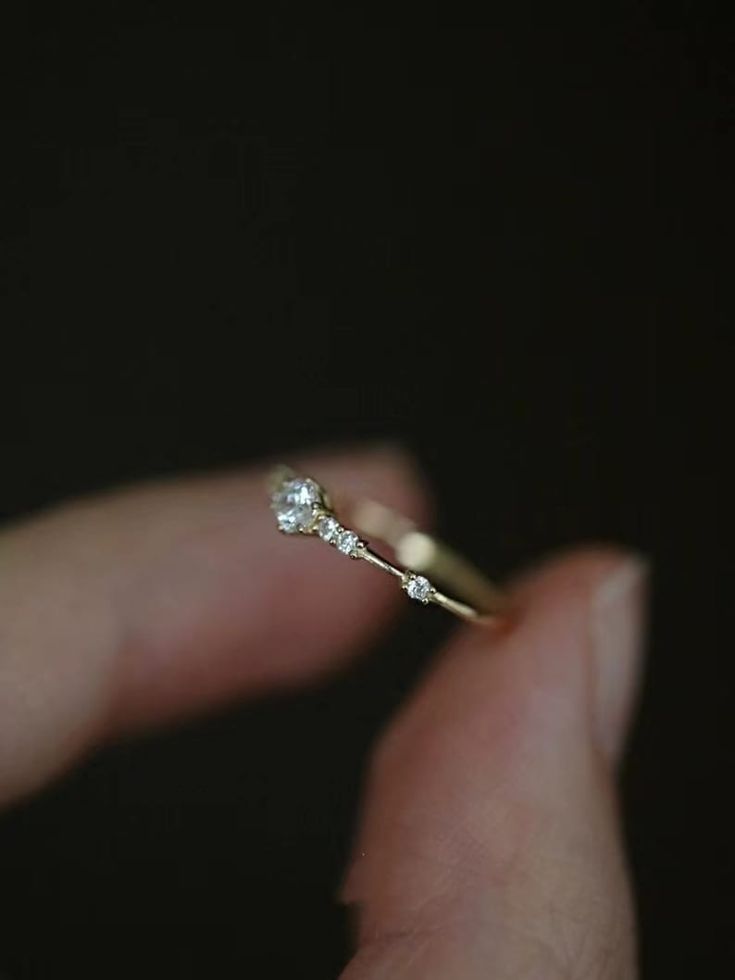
[0,446,647,978]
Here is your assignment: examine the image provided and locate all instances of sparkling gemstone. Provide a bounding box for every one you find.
[271,477,322,534]
[404,574,433,603]
[317,515,340,543]
[337,529,360,557]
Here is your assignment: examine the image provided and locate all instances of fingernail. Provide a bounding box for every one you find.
[590,556,649,764]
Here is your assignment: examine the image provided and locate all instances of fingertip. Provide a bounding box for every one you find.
[339,545,645,975]
[451,545,649,751]
[0,444,434,805]
[510,546,649,753]
[111,445,434,734]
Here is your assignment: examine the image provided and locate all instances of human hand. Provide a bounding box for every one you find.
[0,446,646,978]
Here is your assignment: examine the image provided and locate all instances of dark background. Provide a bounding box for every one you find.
[2,12,732,979]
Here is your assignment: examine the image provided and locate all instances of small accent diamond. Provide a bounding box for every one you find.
[317,515,340,543]
[337,529,361,557]
[271,477,323,534]
[403,574,433,604]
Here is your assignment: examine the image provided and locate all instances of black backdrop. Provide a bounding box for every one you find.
[2,14,732,979]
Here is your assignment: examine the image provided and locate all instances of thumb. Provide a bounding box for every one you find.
[341,548,648,979]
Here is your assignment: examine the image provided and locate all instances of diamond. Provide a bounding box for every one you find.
[404,574,433,604]
[317,515,340,543]
[271,477,322,534]
[336,529,361,557]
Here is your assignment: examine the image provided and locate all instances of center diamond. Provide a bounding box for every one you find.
[271,477,323,534]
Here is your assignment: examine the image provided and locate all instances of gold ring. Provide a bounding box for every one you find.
[268,465,507,624]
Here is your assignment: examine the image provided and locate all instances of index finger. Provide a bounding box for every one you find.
[0,446,428,807]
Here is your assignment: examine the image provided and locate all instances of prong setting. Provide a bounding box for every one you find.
[336,529,362,558]
[316,514,340,543]
[270,476,324,534]
[402,572,435,604]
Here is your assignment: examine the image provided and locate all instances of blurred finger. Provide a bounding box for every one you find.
[0,445,429,806]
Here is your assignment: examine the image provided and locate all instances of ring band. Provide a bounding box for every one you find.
[269,465,507,624]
